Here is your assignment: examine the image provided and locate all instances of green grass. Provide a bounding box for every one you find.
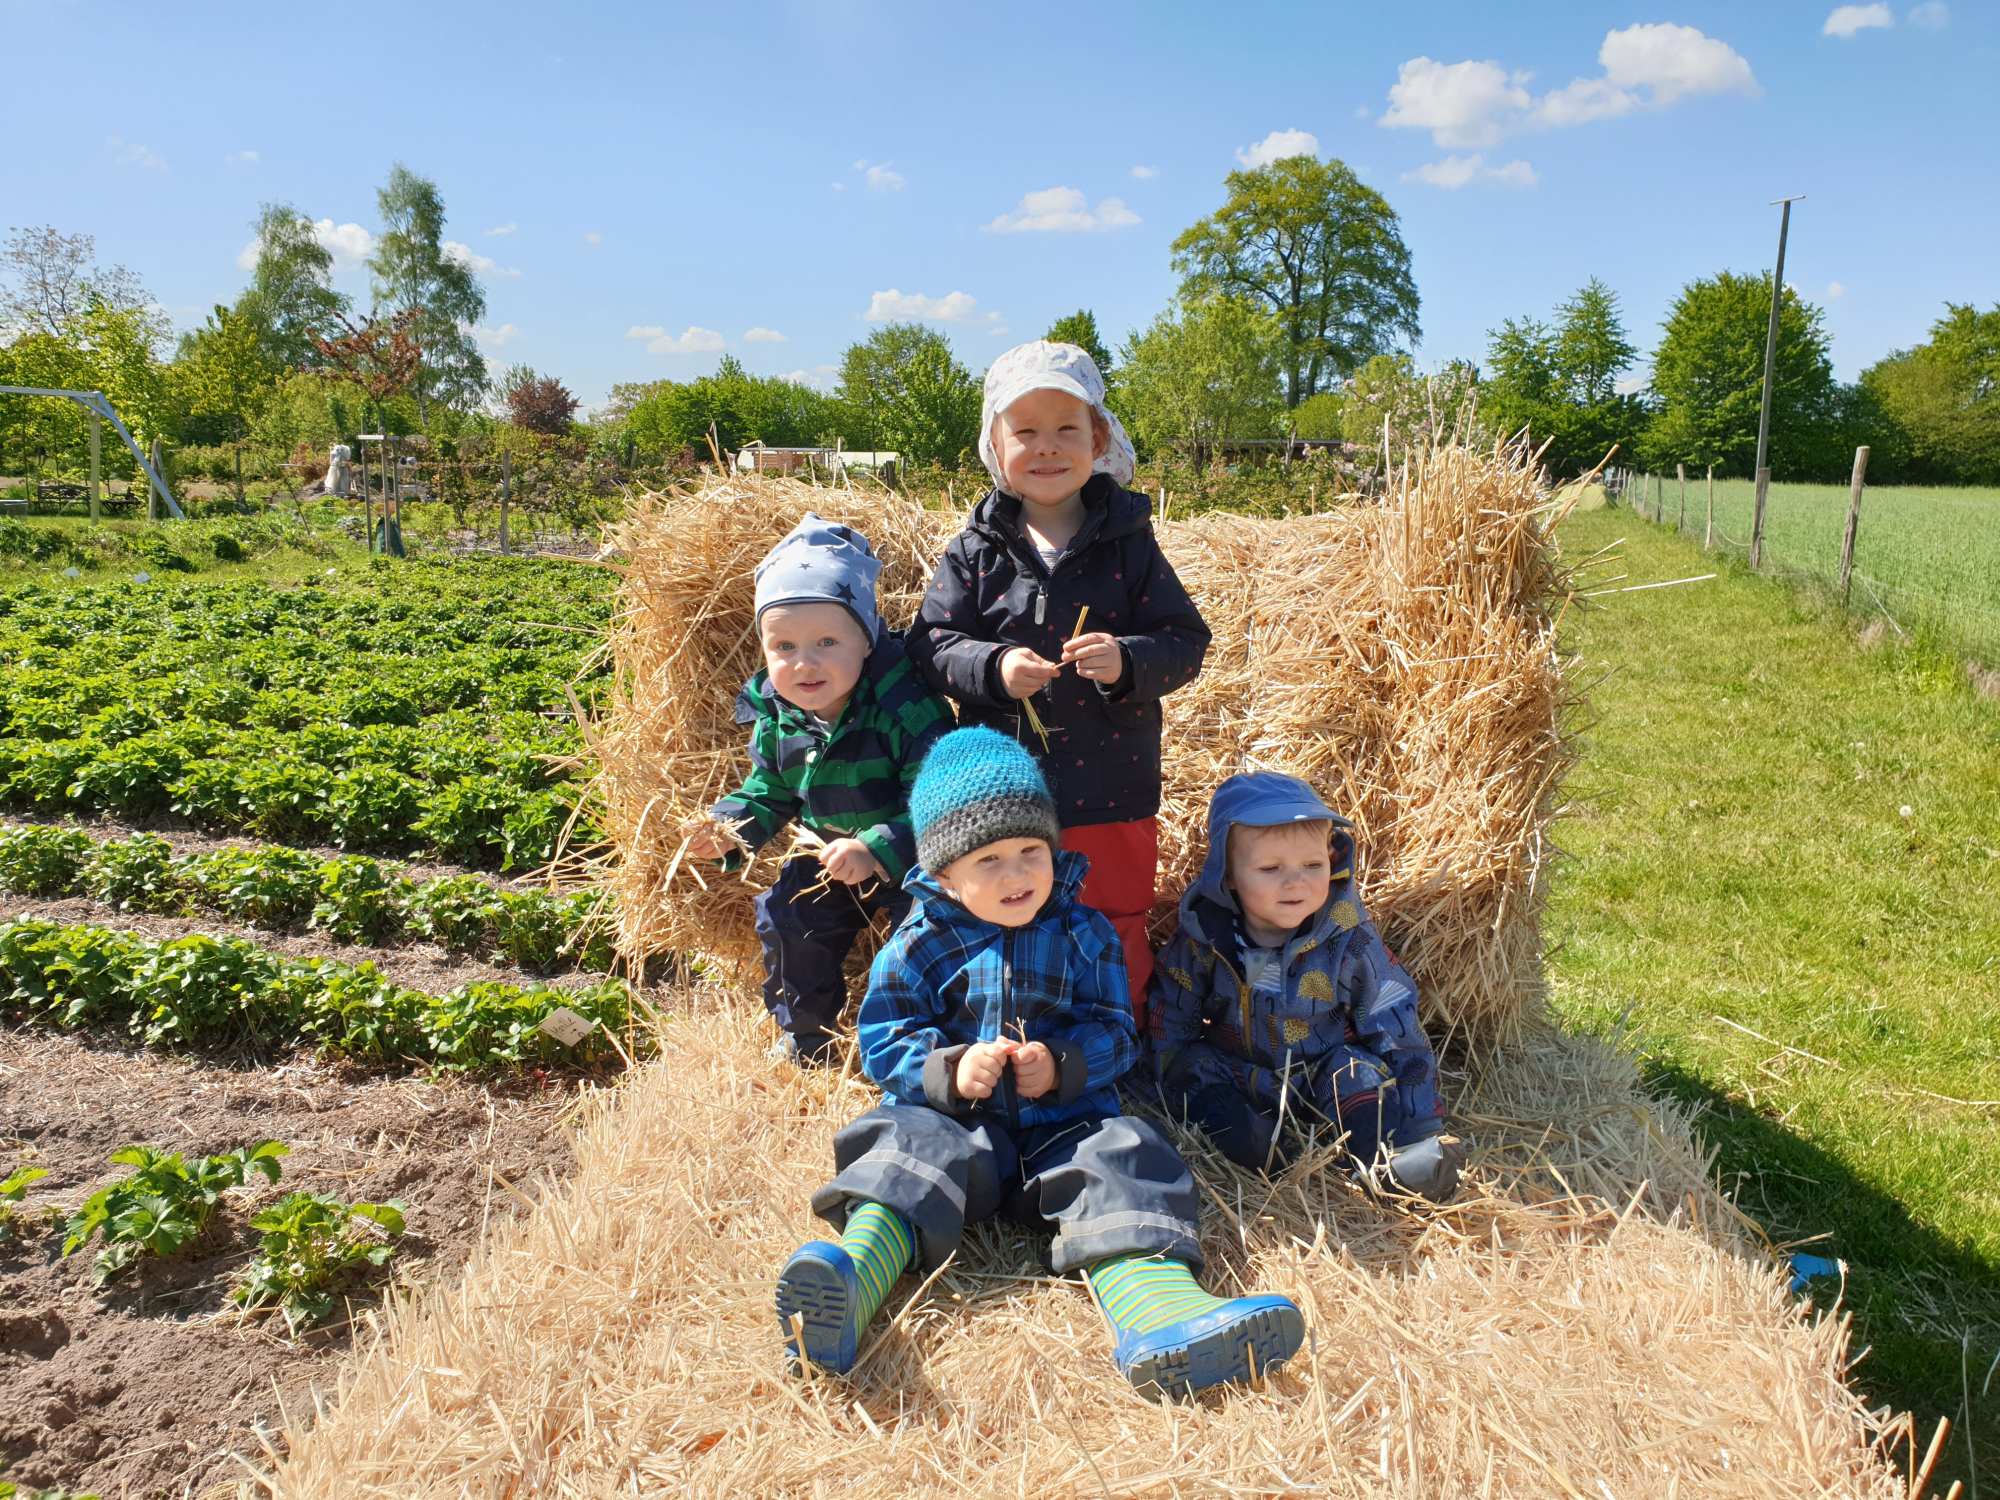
[1630,474,2000,664]
[1549,504,2000,1484]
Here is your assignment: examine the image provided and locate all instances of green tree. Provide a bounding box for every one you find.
[1044,309,1114,379]
[1172,155,1419,407]
[1289,390,1346,439]
[369,165,487,425]
[1338,354,1487,474]
[237,204,347,370]
[1482,279,1646,476]
[1643,270,1836,477]
[1,224,158,342]
[177,303,276,498]
[625,359,842,457]
[835,324,981,465]
[1117,296,1284,462]
[1860,303,2000,484]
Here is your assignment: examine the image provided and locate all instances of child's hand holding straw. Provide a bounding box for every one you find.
[1058,604,1123,686]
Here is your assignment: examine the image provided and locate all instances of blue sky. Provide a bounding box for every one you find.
[4,1,1994,410]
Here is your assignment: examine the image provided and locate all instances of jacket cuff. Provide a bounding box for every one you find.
[1048,1039,1089,1105]
[856,824,908,883]
[1096,641,1138,701]
[980,644,1013,705]
[922,1045,973,1112]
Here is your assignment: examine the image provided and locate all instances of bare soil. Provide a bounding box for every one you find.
[0,1029,585,1498]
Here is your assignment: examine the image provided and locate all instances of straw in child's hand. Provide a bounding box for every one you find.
[1071,605,1089,640]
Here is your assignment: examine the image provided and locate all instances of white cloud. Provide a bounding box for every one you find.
[780,364,840,389]
[107,136,166,171]
[743,326,787,343]
[1403,154,1539,189]
[853,159,906,191]
[1381,60,1530,148]
[484,221,518,237]
[1234,128,1321,168]
[236,216,376,272]
[1908,1,1948,27]
[626,324,726,355]
[443,240,523,279]
[1599,23,1758,104]
[1130,164,1158,180]
[1614,373,1649,396]
[473,322,520,348]
[225,149,260,165]
[985,187,1141,234]
[863,289,1004,333]
[1826,280,1848,300]
[583,230,603,247]
[1824,3,1894,36]
[1385,26,1757,156]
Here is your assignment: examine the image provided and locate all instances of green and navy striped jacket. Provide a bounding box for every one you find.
[710,634,954,882]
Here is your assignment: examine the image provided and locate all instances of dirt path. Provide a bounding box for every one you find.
[0,1030,586,1498]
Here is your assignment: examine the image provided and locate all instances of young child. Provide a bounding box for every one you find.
[1149,772,1463,1200]
[686,514,953,1065]
[777,728,1304,1396]
[908,341,1209,1017]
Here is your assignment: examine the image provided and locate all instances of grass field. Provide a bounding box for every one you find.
[1624,474,2000,665]
[1551,504,2000,1484]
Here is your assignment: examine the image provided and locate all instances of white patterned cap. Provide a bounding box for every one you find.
[977,340,1137,493]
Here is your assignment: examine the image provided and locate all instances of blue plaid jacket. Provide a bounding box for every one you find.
[858,849,1138,1126]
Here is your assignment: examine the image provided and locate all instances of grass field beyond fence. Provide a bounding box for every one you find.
[1622,473,2000,666]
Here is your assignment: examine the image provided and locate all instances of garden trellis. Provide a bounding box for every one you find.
[0,385,184,519]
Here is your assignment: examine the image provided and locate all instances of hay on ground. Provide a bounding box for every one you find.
[586,441,1573,1042]
[260,1003,1904,1497]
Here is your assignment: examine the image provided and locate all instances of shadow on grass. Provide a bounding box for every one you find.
[1644,1057,1998,1489]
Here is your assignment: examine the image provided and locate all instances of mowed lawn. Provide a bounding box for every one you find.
[1548,503,2000,1479]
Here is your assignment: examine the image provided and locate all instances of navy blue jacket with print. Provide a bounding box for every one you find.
[906,475,1210,827]
[858,850,1139,1128]
[1148,775,1444,1131]
[708,632,953,883]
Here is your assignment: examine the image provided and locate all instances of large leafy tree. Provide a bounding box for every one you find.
[177,303,275,494]
[1044,309,1114,380]
[0,225,157,341]
[1483,278,1646,475]
[1171,155,1419,407]
[625,357,841,457]
[1642,270,1836,477]
[368,165,487,424]
[835,324,981,465]
[237,204,347,370]
[1116,296,1284,462]
[498,365,580,436]
[1860,303,2000,484]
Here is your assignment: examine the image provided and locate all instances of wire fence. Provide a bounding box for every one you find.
[1606,464,2000,668]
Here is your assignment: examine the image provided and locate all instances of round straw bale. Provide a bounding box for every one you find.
[586,443,1573,1039]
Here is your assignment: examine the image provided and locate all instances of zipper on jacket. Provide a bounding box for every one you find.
[1033,587,1046,625]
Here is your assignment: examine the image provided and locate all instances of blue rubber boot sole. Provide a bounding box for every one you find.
[776,1241,864,1374]
[1114,1295,1305,1398]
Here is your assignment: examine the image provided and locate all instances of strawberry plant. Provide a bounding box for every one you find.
[405,873,504,952]
[62,1140,287,1283]
[183,846,321,927]
[81,833,187,913]
[0,823,92,895]
[325,763,423,851]
[229,1190,406,1335]
[312,857,411,945]
[0,1164,50,1240]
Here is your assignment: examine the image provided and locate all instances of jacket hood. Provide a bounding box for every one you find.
[1181,772,1354,943]
[903,846,1090,934]
[966,474,1152,552]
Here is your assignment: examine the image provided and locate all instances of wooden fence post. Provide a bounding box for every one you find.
[1704,465,1714,550]
[1750,464,1771,569]
[1653,472,1663,523]
[1838,445,1870,604]
[499,448,512,555]
[1676,463,1687,533]
[88,411,102,522]
[147,439,163,522]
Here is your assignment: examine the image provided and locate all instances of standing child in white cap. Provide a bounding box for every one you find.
[907,341,1210,1022]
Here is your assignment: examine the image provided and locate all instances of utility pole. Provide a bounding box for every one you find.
[1749,195,1804,570]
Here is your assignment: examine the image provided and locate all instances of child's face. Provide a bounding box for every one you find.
[991,388,1108,509]
[936,836,1054,926]
[758,602,869,719]
[1227,821,1333,944]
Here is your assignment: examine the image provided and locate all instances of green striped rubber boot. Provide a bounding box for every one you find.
[776,1200,914,1374]
[1088,1255,1304,1398]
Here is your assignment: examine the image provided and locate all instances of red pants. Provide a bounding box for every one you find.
[1060,818,1157,1026]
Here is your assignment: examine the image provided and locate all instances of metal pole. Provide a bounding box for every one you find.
[1705,464,1715,550]
[500,448,511,555]
[88,411,102,522]
[1750,195,1804,570]
[1839,446,1870,604]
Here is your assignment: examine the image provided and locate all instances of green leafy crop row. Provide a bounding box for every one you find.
[0,918,637,1072]
[0,824,615,972]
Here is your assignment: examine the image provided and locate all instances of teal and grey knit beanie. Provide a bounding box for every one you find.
[909,727,1060,874]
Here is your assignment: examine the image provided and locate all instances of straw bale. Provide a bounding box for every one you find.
[260,1001,1904,1497]
[586,442,1573,1041]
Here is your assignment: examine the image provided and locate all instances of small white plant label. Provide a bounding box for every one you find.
[536,1007,597,1048]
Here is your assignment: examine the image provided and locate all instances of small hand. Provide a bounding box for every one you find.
[1059,631,1124,686]
[683,819,734,860]
[819,837,887,886]
[954,1040,1015,1101]
[999,646,1062,700]
[1010,1041,1057,1100]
